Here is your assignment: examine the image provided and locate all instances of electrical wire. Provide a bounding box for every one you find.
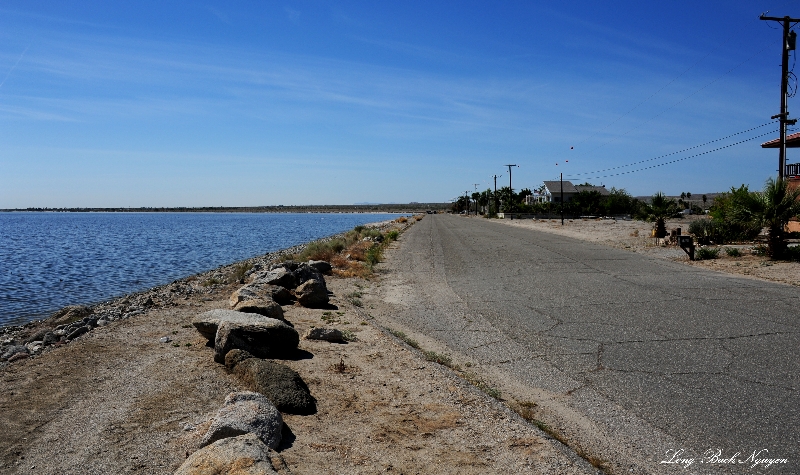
[568,121,776,176]
[565,129,778,181]
[573,40,778,159]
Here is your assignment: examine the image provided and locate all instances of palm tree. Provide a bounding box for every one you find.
[702,194,707,210]
[731,178,800,258]
[638,192,681,238]
[471,192,481,215]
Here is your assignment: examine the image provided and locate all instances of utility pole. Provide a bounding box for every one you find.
[561,172,564,225]
[504,164,518,219]
[760,14,800,180]
[473,184,480,215]
[491,174,501,216]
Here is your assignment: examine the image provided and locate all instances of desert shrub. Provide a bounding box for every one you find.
[228,262,253,283]
[361,228,383,241]
[462,372,501,399]
[688,219,718,245]
[696,247,720,260]
[725,247,742,257]
[386,230,399,241]
[297,239,346,262]
[752,244,768,256]
[422,350,453,367]
[365,245,382,268]
[395,217,408,223]
[708,185,764,243]
[387,329,419,348]
[340,329,357,342]
[201,277,224,287]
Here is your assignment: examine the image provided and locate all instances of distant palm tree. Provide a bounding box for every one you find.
[731,178,800,258]
[702,194,707,209]
[638,192,681,238]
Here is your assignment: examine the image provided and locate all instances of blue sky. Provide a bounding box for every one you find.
[0,1,797,207]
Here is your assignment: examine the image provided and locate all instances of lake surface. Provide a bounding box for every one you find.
[0,212,400,327]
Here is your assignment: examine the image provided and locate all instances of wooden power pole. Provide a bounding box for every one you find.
[760,14,800,180]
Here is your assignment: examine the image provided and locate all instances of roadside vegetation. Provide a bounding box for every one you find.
[386,326,502,400]
[452,185,641,217]
[292,215,416,278]
[687,179,800,259]
[635,192,682,238]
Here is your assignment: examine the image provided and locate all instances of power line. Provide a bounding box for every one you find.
[568,121,776,177]
[574,39,778,159]
[572,30,739,149]
[565,129,777,181]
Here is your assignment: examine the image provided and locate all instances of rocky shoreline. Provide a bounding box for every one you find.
[0,227,364,367]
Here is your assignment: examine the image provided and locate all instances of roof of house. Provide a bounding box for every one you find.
[543,181,577,194]
[761,131,800,149]
[542,181,609,195]
[574,185,610,195]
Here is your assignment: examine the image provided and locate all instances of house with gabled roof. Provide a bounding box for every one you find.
[541,181,609,203]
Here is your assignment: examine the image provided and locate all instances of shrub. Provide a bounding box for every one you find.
[387,230,399,241]
[422,350,453,367]
[361,228,383,241]
[395,217,408,223]
[387,329,419,349]
[462,372,501,399]
[201,277,224,287]
[365,245,382,268]
[688,219,717,245]
[696,247,720,260]
[229,262,253,283]
[341,329,357,342]
[725,247,742,257]
[294,239,344,262]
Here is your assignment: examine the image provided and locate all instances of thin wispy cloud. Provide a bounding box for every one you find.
[0,44,29,88]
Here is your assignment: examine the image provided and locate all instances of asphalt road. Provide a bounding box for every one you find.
[378,214,798,475]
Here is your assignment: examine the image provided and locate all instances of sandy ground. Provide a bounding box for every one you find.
[0,228,597,474]
[493,216,800,288]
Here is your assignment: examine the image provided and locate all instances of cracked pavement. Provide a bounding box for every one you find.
[375,214,798,474]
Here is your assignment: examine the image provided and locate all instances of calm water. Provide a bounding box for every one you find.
[0,212,400,327]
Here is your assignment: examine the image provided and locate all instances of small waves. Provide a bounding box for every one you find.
[0,212,398,326]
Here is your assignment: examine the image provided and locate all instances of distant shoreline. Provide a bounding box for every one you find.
[0,203,449,213]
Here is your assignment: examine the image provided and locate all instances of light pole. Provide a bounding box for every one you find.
[504,164,518,218]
